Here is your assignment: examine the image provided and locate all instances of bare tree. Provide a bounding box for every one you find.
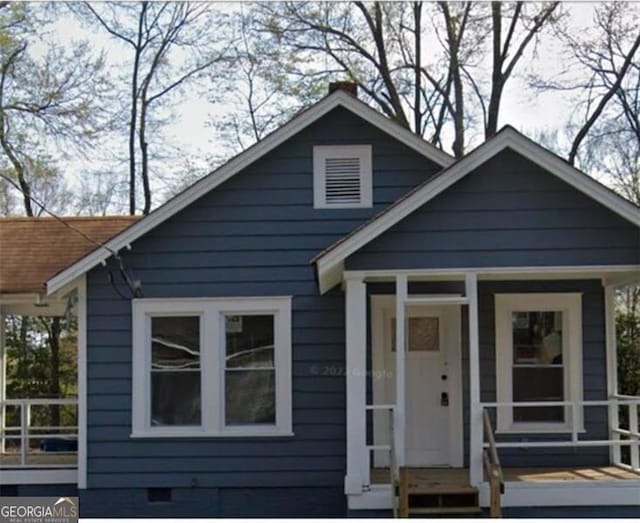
[0,3,109,217]
[546,3,640,166]
[483,2,560,138]
[232,2,560,158]
[80,2,232,215]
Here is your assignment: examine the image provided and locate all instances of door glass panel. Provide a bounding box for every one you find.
[391,317,439,352]
[408,317,439,352]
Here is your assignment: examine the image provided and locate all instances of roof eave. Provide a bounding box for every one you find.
[314,127,640,293]
[46,90,453,295]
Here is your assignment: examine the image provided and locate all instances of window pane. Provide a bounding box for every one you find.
[151,372,201,425]
[151,316,200,370]
[225,369,275,425]
[225,314,274,368]
[512,311,563,364]
[150,316,201,426]
[513,367,564,422]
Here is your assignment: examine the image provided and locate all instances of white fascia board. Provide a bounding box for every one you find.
[47,91,452,295]
[316,127,640,294]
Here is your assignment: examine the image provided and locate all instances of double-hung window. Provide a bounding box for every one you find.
[494,293,583,433]
[132,297,292,437]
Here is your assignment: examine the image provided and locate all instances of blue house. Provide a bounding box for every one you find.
[2,84,640,516]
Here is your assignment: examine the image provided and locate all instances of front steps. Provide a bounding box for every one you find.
[397,467,482,517]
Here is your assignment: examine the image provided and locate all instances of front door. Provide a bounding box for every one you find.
[372,297,463,467]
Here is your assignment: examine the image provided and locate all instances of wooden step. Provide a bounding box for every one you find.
[397,467,481,518]
[409,506,483,515]
[408,484,478,495]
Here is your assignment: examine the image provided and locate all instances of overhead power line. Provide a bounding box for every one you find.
[0,172,119,256]
[0,172,143,298]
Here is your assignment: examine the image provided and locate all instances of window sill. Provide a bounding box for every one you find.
[130,429,295,439]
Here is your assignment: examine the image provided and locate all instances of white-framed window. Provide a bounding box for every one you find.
[131,297,292,438]
[313,145,372,208]
[494,293,583,433]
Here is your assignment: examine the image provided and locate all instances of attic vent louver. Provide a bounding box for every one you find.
[325,157,361,205]
[313,145,372,209]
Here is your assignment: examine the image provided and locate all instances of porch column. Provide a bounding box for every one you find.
[344,275,368,494]
[466,273,482,486]
[395,275,408,467]
[0,308,5,453]
[77,277,88,489]
[604,284,621,464]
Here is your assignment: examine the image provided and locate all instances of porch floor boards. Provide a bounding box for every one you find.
[371,465,640,486]
[503,465,640,482]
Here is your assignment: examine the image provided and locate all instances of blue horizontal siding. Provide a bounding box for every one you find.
[84,106,441,515]
[78,486,346,517]
[347,148,640,270]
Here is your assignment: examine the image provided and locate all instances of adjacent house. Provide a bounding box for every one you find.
[1,84,640,517]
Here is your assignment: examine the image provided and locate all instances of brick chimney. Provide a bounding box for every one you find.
[329,81,358,98]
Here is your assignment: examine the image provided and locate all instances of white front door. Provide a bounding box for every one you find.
[372,297,463,467]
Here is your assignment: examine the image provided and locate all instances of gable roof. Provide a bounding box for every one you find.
[0,216,140,295]
[314,125,640,293]
[46,90,453,294]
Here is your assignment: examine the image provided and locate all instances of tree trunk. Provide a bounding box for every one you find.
[486,2,503,138]
[413,2,422,135]
[128,2,147,215]
[47,317,62,429]
[140,96,151,215]
[440,2,465,158]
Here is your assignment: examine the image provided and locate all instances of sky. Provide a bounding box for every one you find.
[44,2,608,208]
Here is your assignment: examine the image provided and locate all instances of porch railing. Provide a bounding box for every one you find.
[480,396,640,475]
[365,404,398,515]
[482,408,503,517]
[0,398,78,468]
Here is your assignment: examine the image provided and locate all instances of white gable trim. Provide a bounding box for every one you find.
[46,91,452,295]
[316,127,640,294]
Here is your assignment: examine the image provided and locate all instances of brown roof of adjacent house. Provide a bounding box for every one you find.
[0,216,140,295]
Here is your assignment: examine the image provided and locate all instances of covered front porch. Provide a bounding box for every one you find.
[343,266,640,513]
[0,216,136,487]
[0,292,81,485]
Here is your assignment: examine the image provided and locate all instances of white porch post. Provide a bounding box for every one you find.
[77,276,88,489]
[0,307,5,453]
[345,275,368,494]
[604,284,621,464]
[466,273,482,486]
[395,274,407,467]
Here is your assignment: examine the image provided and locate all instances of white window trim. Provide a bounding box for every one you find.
[131,296,293,438]
[495,293,584,434]
[313,144,373,209]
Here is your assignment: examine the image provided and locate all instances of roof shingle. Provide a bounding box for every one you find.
[0,216,140,295]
